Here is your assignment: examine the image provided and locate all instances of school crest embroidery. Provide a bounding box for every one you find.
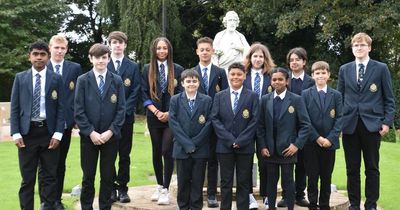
[69,81,75,90]
[198,114,206,124]
[330,109,336,118]
[370,83,377,92]
[242,109,250,119]
[51,90,58,100]
[111,94,117,103]
[288,105,295,113]
[124,78,131,87]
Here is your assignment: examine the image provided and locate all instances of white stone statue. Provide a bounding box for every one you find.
[212,11,250,71]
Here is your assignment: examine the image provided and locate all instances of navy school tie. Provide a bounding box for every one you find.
[32,73,41,119]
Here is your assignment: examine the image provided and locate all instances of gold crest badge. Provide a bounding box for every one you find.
[124,78,131,87]
[111,94,117,103]
[242,109,250,119]
[198,114,206,124]
[174,79,178,88]
[268,85,273,93]
[216,85,220,92]
[370,83,377,92]
[288,105,295,113]
[69,81,75,90]
[330,109,336,118]
[51,90,58,100]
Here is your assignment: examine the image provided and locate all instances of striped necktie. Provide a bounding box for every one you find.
[98,75,105,95]
[32,73,41,119]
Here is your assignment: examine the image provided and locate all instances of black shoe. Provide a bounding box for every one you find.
[53,201,65,210]
[277,198,287,207]
[207,195,219,208]
[110,189,119,203]
[119,191,131,203]
[295,198,310,207]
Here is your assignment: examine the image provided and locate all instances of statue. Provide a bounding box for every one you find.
[212,11,250,71]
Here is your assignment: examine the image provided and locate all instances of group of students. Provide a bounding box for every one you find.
[10,31,394,210]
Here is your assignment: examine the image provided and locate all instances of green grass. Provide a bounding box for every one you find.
[0,122,399,209]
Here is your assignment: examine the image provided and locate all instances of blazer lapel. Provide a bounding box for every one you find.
[348,62,358,90]
[62,61,71,83]
[324,88,333,112]
[180,93,192,117]
[279,94,292,119]
[45,70,52,95]
[267,94,274,119]
[311,87,322,111]
[102,71,113,99]
[24,69,33,102]
[262,74,271,95]
[88,71,102,98]
[361,60,375,90]
[234,89,247,118]
[209,65,217,91]
[119,58,128,76]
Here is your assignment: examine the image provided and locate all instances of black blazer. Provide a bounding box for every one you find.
[47,60,82,128]
[10,69,65,136]
[169,92,212,159]
[257,91,310,158]
[337,59,395,134]
[141,63,183,128]
[74,70,126,139]
[191,64,229,99]
[108,57,141,124]
[211,88,259,154]
[243,71,273,96]
[302,86,343,150]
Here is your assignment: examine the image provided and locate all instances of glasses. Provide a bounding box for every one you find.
[352,44,369,48]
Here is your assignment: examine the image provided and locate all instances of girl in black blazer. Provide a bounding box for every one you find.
[257,67,310,210]
[141,37,183,205]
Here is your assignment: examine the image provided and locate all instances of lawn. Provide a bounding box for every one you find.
[0,121,399,209]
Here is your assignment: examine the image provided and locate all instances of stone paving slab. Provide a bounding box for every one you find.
[75,185,350,210]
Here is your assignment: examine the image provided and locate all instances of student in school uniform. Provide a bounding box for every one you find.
[107,31,141,203]
[10,40,65,210]
[279,47,315,208]
[243,42,276,209]
[211,62,259,210]
[141,37,183,205]
[302,61,343,210]
[74,43,126,210]
[169,69,213,210]
[189,36,229,208]
[337,32,395,210]
[37,34,82,210]
[257,67,310,210]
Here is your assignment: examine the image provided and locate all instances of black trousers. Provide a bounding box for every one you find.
[39,127,72,203]
[149,127,174,189]
[256,152,268,197]
[207,130,218,196]
[281,149,306,200]
[218,153,252,210]
[266,162,295,210]
[176,158,207,210]
[342,118,380,210]
[115,122,134,192]
[19,125,59,210]
[304,143,336,210]
[80,136,118,210]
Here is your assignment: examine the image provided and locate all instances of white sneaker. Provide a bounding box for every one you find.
[157,188,170,205]
[151,185,163,201]
[249,193,259,209]
[263,197,269,209]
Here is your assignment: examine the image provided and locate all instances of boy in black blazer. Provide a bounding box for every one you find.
[337,32,395,210]
[190,37,229,208]
[10,40,65,210]
[211,62,259,210]
[107,31,141,203]
[302,61,343,210]
[74,44,126,210]
[169,69,212,210]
